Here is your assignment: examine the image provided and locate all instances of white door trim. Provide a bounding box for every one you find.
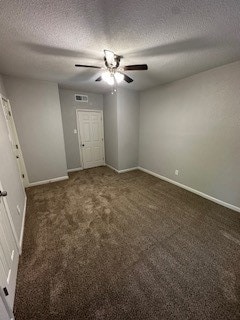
[76,109,105,169]
[19,195,27,254]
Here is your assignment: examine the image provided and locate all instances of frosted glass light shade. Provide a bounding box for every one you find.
[114,72,124,83]
[102,71,114,85]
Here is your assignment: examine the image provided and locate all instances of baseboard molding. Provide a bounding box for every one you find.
[67,167,83,173]
[138,167,240,213]
[28,175,69,187]
[19,195,27,254]
[105,164,119,172]
[106,164,138,174]
[118,167,139,173]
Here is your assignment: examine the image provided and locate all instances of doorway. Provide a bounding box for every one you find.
[1,97,29,188]
[76,110,105,169]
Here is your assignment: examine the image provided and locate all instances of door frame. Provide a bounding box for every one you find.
[76,109,105,169]
[0,95,29,188]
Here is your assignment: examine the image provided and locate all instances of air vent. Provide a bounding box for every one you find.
[75,94,88,102]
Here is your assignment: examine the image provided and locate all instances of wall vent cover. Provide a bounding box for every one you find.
[75,94,88,102]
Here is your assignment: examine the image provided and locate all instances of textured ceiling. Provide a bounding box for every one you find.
[0,0,240,93]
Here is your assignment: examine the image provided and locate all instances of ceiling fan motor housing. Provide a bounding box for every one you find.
[104,55,121,69]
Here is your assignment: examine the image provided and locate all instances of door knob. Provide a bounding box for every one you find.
[0,190,7,197]
[82,144,85,147]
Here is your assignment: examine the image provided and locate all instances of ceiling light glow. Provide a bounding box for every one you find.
[102,71,114,85]
[102,70,124,86]
[114,72,124,83]
[107,76,114,85]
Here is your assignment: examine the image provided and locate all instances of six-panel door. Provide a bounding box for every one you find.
[77,111,105,169]
[0,195,17,308]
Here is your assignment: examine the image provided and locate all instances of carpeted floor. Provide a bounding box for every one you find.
[14,167,240,320]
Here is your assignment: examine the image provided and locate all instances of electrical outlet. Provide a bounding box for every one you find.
[175,169,179,176]
[74,129,77,134]
[17,205,21,215]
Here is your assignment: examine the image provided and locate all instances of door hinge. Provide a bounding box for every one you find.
[3,287,9,296]
[16,144,19,149]
[22,174,25,178]
[8,111,11,116]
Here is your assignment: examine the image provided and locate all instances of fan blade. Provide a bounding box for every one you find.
[95,76,102,82]
[75,64,101,69]
[124,64,148,71]
[123,74,134,83]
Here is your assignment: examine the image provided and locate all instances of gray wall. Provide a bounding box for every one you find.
[117,89,139,170]
[59,88,103,169]
[3,76,68,183]
[139,61,240,207]
[103,92,118,169]
[0,74,25,240]
[103,89,140,171]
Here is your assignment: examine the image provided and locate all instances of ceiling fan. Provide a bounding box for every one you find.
[75,50,148,85]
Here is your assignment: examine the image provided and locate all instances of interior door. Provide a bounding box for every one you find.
[77,111,105,169]
[1,97,29,188]
[0,288,15,320]
[0,189,18,309]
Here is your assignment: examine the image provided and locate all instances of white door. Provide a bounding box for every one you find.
[0,288,15,320]
[0,188,18,309]
[77,111,105,169]
[1,97,29,188]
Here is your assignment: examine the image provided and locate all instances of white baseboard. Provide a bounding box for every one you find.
[106,164,138,174]
[28,175,69,187]
[138,167,240,213]
[19,195,27,254]
[118,167,139,173]
[67,167,83,173]
[106,164,119,172]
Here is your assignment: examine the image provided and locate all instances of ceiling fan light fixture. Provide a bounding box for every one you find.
[114,72,124,83]
[76,49,148,85]
[107,76,114,86]
[104,50,116,67]
[102,71,114,85]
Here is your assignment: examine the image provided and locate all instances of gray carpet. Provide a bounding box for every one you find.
[14,167,240,319]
